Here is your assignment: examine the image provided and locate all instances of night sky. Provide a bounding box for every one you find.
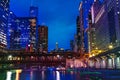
[10,0,81,51]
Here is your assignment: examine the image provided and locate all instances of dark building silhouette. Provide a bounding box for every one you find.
[70,40,74,51]
[77,2,85,54]
[38,25,48,53]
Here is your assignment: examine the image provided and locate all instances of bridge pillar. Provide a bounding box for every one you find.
[115,56,120,69]
[107,54,116,69]
[100,56,107,69]
[88,59,95,68]
[95,58,101,69]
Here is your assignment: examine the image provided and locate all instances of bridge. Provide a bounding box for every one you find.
[0,51,80,69]
[88,46,120,69]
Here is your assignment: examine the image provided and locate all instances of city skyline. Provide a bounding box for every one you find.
[1,0,120,79]
[10,0,81,51]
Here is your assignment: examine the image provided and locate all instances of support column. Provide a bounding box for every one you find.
[100,56,107,69]
[116,56,120,69]
[88,59,95,68]
[95,58,101,69]
[107,54,116,69]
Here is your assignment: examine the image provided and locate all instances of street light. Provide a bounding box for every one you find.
[8,55,12,60]
[8,55,12,58]
[108,44,113,49]
[98,50,102,53]
[95,47,98,50]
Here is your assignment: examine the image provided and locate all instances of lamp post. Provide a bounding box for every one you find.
[108,44,113,49]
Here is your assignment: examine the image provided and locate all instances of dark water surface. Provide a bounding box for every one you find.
[0,68,104,80]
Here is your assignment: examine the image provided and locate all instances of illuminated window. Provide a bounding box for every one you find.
[117,11,120,14]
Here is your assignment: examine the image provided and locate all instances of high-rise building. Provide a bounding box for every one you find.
[29,6,38,18]
[38,25,48,53]
[76,16,81,52]
[87,0,101,53]
[0,0,9,49]
[105,0,120,44]
[88,0,120,56]
[73,34,78,52]
[29,6,38,50]
[7,11,17,49]
[78,2,85,54]
[70,40,74,51]
[9,17,37,51]
[79,0,94,52]
[87,11,96,53]
[55,42,58,51]
[87,0,110,55]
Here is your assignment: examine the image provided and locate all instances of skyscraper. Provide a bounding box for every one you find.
[7,11,17,49]
[29,6,38,18]
[9,17,37,51]
[29,6,38,51]
[87,11,96,53]
[70,40,74,51]
[78,2,85,54]
[79,0,94,52]
[0,0,9,49]
[38,25,48,53]
[88,0,120,56]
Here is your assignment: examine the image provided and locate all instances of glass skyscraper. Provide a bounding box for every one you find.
[8,17,37,51]
[0,0,9,49]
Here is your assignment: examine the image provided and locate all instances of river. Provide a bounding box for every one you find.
[0,68,105,80]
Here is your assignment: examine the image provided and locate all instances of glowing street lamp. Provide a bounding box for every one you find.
[109,44,113,49]
[8,55,12,60]
[95,47,98,50]
[8,55,12,58]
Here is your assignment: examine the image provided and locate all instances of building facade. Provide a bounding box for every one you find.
[38,25,48,53]
[70,40,74,51]
[77,2,86,54]
[29,6,38,18]
[7,11,17,49]
[88,0,110,56]
[0,0,9,49]
[88,0,120,57]
[105,0,120,46]
[79,0,94,52]
[9,17,37,51]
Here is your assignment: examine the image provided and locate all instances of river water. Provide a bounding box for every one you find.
[0,68,104,80]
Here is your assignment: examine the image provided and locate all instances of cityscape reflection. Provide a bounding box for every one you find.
[6,71,12,80]
[3,68,105,80]
[56,71,60,80]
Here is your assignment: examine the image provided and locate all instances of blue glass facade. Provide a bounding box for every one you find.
[7,11,17,49]
[108,8,117,43]
[0,0,9,48]
[29,6,38,18]
[8,17,37,50]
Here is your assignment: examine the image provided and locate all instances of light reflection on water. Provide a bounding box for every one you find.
[6,71,12,80]
[56,71,60,80]
[2,69,103,80]
[15,70,22,80]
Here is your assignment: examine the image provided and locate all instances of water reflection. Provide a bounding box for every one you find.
[30,71,33,80]
[41,71,45,80]
[2,69,104,80]
[6,71,12,80]
[15,69,22,80]
[56,71,60,80]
